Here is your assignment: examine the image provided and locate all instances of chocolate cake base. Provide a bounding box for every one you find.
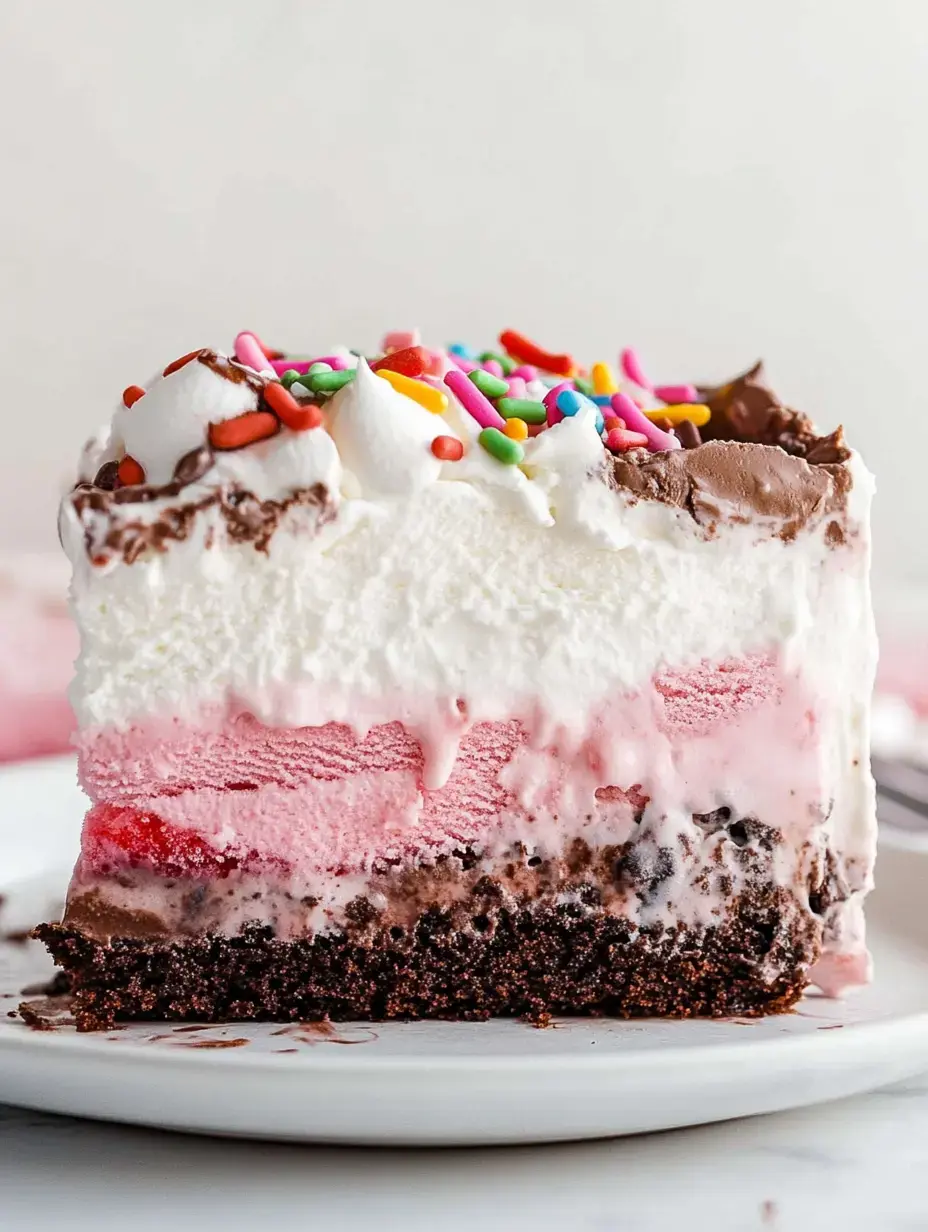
[36,888,816,1032]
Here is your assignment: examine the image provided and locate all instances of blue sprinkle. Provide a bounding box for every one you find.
[556,389,587,416]
[557,388,604,434]
[448,342,474,359]
[591,394,613,406]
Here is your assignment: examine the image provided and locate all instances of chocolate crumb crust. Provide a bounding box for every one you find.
[36,876,817,1032]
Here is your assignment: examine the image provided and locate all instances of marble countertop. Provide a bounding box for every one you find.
[4,1073,928,1231]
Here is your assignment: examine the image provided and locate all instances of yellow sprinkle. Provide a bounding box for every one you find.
[646,403,711,427]
[591,361,618,396]
[375,368,448,414]
[503,418,529,441]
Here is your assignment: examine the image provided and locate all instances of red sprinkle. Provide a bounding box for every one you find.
[605,427,649,452]
[163,350,203,377]
[371,346,431,379]
[431,435,464,462]
[122,384,146,409]
[262,381,323,432]
[117,455,145,486]
[603,415,626,432]
[209,411,279,451]
[499,329,575,377]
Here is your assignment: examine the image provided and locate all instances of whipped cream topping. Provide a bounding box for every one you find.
[66,337,859,573]
[328,359,455,498]
[115,353,261,485]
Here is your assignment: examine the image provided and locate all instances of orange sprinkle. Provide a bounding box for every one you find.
[122,384,146,409]
[117,455,145,486]
[431,435,464,461]
[208,411,279,451]
[163,350,203,377]
[503,418,528,441]
[603,415,626,432]
[498,329,575,378]
[262,381,323,432]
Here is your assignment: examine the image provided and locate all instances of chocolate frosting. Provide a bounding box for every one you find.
[698,362,851,464]
[71,480,335,564]
[608,360,857,541]
[612,441,852,541]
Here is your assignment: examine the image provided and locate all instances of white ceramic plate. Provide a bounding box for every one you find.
[0,755,927,1146]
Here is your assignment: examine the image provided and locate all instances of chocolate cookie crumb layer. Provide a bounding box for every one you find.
[36,884,815,1032]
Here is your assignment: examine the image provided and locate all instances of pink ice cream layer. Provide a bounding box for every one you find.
[78,654,833,878]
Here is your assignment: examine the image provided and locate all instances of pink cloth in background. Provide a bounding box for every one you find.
[877,638,928,718]
[0,555,77,762]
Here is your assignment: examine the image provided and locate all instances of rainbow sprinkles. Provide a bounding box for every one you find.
[105,327,713,492]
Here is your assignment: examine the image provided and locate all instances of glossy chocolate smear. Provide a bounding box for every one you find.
[613,441,851,540]
[698,362,851,464]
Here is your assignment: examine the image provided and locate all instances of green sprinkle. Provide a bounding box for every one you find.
[308,361,332,375]
[469,369,509,399]
[309,368,356,393]
[478,350,516,376]
[478,427,524,465]
[496,397,547,424]
[574,375,594,397]
[279,369,303,389]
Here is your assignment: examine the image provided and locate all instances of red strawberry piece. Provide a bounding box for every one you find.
[82,803,238,878]
[370,346,431,379]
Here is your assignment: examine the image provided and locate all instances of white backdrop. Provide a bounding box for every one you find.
[1,0,925,586]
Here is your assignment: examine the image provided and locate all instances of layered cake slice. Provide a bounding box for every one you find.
[37,330,877,1030]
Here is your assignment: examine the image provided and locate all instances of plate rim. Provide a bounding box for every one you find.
[4,1005,928,1073]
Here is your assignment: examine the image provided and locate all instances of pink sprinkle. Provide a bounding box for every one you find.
[310,354,348,371]
[611,393,680,452]
[482,359,504,378]
[606,427,650,452]
[510,365,537,381]
[654,383,698,404]
[270,359,311,376]
[234,331,275,375]
[544,380,572,426]
[506,376,527,400]
[447,352,479,373]
[444,369,506,430]
[382,329,421,353]
[620,347,652,391]
[426,349,453,377]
